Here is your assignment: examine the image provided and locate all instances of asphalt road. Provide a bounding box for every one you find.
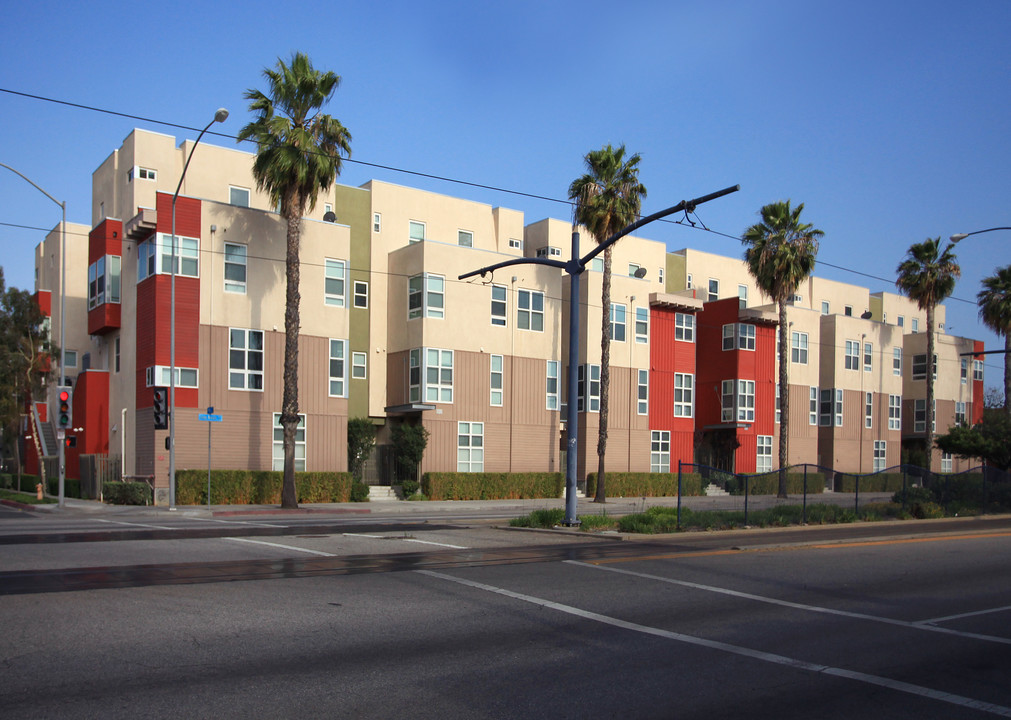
[1,501,1010,718]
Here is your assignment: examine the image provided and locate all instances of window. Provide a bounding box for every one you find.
[912,354,937,381]
[138,234,199,281]
[834,389,843,426]
[775,383,781,424]
[897,315,905,328]
[546,361,559,411]
[578,364,600,412]
[224,243,246,294]
[408,274,445,320]
[352,281,369,309]
[675,313,695,342]
[738,284,748,303]
[610,303,626,342]
[329,339,347,397]
[458,422,484,472]
[409,220,426,243]
[889,395,902,430]
[638,369,649,415]
[810,386,818,425]
[961,358,968,384]
[914,399,934,432]
[941,451,952,473]
[791,332,808,364]
[974,360,984,381]
[821,388,842,427]
[686,273,693,289]
[591,257,604,272]
[458,229,473,247]
[845,340,860,370]
[635,307,649,344]
[628,263,642,277]
[145,365,198,388]
[911,318,919,333]
[724,323,756,350]
[491,285,507,326]
[63,350,77,369]
[821,301,830,315]
[410,348,454,403]
[131,166,156,181]
[650,431,670,473]
[865,391,873,429]
[352,352,367,380]
[88,255,121,308]
[409,349,421,403]
[864,342,873,372]
[721,379,755,422]
[229,329,264,391]
[324,259,346,307]
[536,246,562,258]
[955,401,966,426]
[373,213,381,233]
[723,324,735,351]
[844,305,853,317]
[509,238,522,250]
[114,336,120,373]
[490,355,503,406]
[673,373,693,418]
[757,436,773,473]
[517,289,544,331]
[272,413,305,472]
[893,347,902,376]
[229,186,250,208]
[658,267,664,285]
[324,203,333,216]
[874,441,887,472]
[708,278,719,302]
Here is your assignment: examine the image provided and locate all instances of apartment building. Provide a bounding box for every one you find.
[29,129,986,501]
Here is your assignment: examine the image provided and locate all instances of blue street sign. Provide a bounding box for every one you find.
[199,414,223,422]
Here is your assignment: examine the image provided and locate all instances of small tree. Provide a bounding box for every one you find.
[936,407,1011,471]
[347,417,376,483]
[391,422,429,483]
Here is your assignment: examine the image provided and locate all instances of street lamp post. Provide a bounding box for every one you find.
[950,227,1011,243]
[1,162,67,508]
[169,108,228,510]
[460,184,739,525]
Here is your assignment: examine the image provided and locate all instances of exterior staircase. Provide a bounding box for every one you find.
[704,483,730,497]
[368,485,403,502]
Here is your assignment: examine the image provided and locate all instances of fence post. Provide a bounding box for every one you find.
[677,460,682,531]
[803,465,808,525]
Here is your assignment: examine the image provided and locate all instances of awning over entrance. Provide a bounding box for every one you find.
[384,403,436,416]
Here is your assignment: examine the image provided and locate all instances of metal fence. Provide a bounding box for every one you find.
[361,444,417,486]
[79,454,121,500]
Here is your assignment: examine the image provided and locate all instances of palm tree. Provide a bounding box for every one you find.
[977,265,1011,419]
[238,53,352,508]
[742,201,823,498]
[896,237,961,469]
[568,144,646,503]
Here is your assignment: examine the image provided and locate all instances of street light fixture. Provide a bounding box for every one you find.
[949,227,1011,242]
[0,162,67,508]
[169,108,228,510]
[460,184,739,525]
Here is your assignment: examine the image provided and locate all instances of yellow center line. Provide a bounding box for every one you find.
[809,531,1011,550]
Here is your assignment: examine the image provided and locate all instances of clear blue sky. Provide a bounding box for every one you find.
[2,0,1009,385]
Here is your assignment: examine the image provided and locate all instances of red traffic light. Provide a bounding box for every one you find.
[59,390,70,402]
[58,389,71,427]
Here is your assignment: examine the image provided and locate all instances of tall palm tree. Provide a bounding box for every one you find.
[977,265,1011,419]
[896,237,961,469]
[238,53,352,508]
[568,144,646,503]
[742,201,823,498]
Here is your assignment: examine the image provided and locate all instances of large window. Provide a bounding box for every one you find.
[409,348,454,403]
[229,186,250,207]
[845,340,860,370]
[865,391,873,429]
[707,278,719,302]
[675,313,694,342]
[409,220,426,243]
[961,358,968,384]
[757,436,773,473]
[491,285,507,327]
[229,328,263,391]
[635,307,649,344]
[864,342,873,372]
[893,347,902,376]
[914,399,934,432]
[637,369,649,415]
[810,386,818,425]
[490,355,503,406]
[650,431,670,473]
[457,422,484,472]
[578,364,600,413]
[874,441,887,472]
[673,373,693,418]
[791,331,808,364]
[272,413,305,471]
[546,360,559,410]
[517,289,544,331]
[889,395,902,430]
[224,243,246,294]
[723,323,755,351]
[721,379,754,422]
[820,388,842,427]
[941,451,952,473]
[145,365,198,388]
[329,339,347,397]
[912,354,937,381]
[324,259,345,307]
[138,233,199,281]
[88,255,121,308]
[974,360,984,381]
[955,401,966,426]
[408,274,445,320]
[610,303,626,342]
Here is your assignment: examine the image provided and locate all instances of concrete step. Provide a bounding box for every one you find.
[368,486,403,502]
[704,483,730,497]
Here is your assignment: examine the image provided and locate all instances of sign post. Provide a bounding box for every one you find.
[199,408,222,508]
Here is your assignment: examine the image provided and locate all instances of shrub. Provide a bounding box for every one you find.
[349,482,370,502]
[893,485,934,506]
[835,473,905,493]
[175,470,352,505]
[510,508,565,528]
[45,477,81,499]
[424,472,563,500]
[727,472,826,495]
[585,472,704,498]
[104,481,152,505]
[578,513,618,531]
[0,473,12,490]
[18,474,39,493]
[401,480,420,497]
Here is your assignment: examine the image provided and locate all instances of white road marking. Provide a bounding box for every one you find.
[418,569,1011,718]
[186,516,286,528]
[343,532,383,539]
[222,537,335,557]
[404,539,469,549]
[569,561,1011,646]
[94,518,175,530]
[917,605,1011,626]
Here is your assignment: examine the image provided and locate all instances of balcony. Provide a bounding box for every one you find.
[124,207,157,240]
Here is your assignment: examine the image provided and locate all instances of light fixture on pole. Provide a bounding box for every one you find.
[169,108,228,510]
[949,227,1011,242]
[1,162,67,508]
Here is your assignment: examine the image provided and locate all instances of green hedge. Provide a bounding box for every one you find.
[725,472,826,495]
[586,472,704,498]
[835,473,905,493]
[175,470,353,505]
[17,474,39,493]
[423,472,564,500]
[45,477,81,499]
[104,481,153,505]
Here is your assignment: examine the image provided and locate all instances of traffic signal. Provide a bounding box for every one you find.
[64,436,77,449]
[58,389,72,429]
[153,386,169,430]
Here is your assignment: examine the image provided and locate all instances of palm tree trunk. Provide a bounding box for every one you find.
[1004,333,1011,421]
[925,305,935,471]
[777,300,789,498]
[595,246,612,503]
[280,204,302,509]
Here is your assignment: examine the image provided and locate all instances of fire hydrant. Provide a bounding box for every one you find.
[36,482,43,500]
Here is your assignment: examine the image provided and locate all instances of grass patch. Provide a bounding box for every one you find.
[0,489,55,505]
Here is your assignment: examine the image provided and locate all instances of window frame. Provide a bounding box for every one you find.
[457,421,485,472]
[546,360,560,411]
[491,284,507,327]
[229,186,251,208]
[352,351,367,380]
[675,313,694,343]
[650,430,670,473]
[791,331,808,364]
[224,242,247,294]
[757,435,773,473]
[272,412,306,472]
[634,306,649,344]
[229,328,264,392]
[517,289,544,332]
[324,258,346,307]
[610,302,627,342]
[889,395,902,430]
[673,373,693,418]
[328,339,348,398]
[578,364,601,413]
[490,354,504,407]
[409,220,426,243]
[458,229,474,247]
[353,280,369,309]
